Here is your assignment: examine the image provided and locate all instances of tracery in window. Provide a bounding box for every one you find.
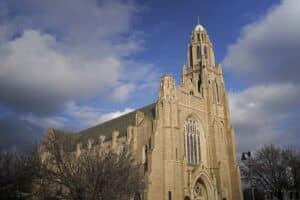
[184,117,201,165]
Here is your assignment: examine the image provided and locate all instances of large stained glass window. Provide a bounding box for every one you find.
[184,117,201,165]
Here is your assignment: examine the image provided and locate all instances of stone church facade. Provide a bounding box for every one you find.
[48,23,243,200]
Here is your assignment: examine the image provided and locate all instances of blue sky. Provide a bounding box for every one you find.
[0,0,299,152]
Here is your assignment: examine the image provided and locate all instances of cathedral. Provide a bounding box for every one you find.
[48,23,243,200]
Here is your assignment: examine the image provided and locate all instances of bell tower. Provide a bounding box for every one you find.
[182,21,216,95]
[179,21,244,200]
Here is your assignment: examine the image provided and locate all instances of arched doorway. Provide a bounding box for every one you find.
[193,179,208,200]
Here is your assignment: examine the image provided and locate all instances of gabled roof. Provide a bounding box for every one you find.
[51,103,156,151]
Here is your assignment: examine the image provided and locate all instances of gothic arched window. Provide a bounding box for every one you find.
[184,117,201,165]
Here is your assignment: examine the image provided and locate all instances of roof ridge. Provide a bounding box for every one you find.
[78,102,156,134]
[49,102,156,152]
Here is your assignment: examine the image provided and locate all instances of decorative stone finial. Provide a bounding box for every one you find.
[99,135,106,144]
[87,138,93,150]
[76,143,82,157]
[159,75,176,100]
[112,130,119,139]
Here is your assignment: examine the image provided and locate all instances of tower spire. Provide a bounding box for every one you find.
[197,16,200,25]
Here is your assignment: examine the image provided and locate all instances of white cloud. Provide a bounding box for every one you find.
[229,83,300,152]
[111,83,136,101]
[64,101,134,127]
[100,108,135,123]
[24,114,68,129]
[229,83,300,127]
[0,30,121,114]
[223,0,300,152]
[2,0,139,43]
[21,101,135,130]
[223,0,300,84]
[0,0,159,115]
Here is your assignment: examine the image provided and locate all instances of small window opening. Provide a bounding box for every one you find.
[190,90,194,95]
[168,191,172,200]
[215,80,220,103]
[197,33,200,41]
[189,45,193,66]
[148,137,152,150]
[143,145,148,172]
[175,148,178,160]
[198,73,202,93]
[204,46,208,59]
[196,46,201,59]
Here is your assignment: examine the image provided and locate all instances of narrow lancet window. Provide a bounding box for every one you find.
[142,145,148,172]
[215,80,220,103]
[204,46,208,59]
[197,46,201,59]
[198,73,202,93]
[189,45,193,67]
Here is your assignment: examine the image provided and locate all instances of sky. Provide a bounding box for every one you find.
[0,0,299,153]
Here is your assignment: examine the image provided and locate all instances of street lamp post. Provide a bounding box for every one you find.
[242,151,255,200]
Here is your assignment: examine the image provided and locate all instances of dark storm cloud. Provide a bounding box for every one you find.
[0,116,44,151]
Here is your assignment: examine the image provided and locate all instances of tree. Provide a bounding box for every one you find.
[0,146,40,199]
[282,148,300,192]
[241,144,300,200]
[36,133,144,200]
